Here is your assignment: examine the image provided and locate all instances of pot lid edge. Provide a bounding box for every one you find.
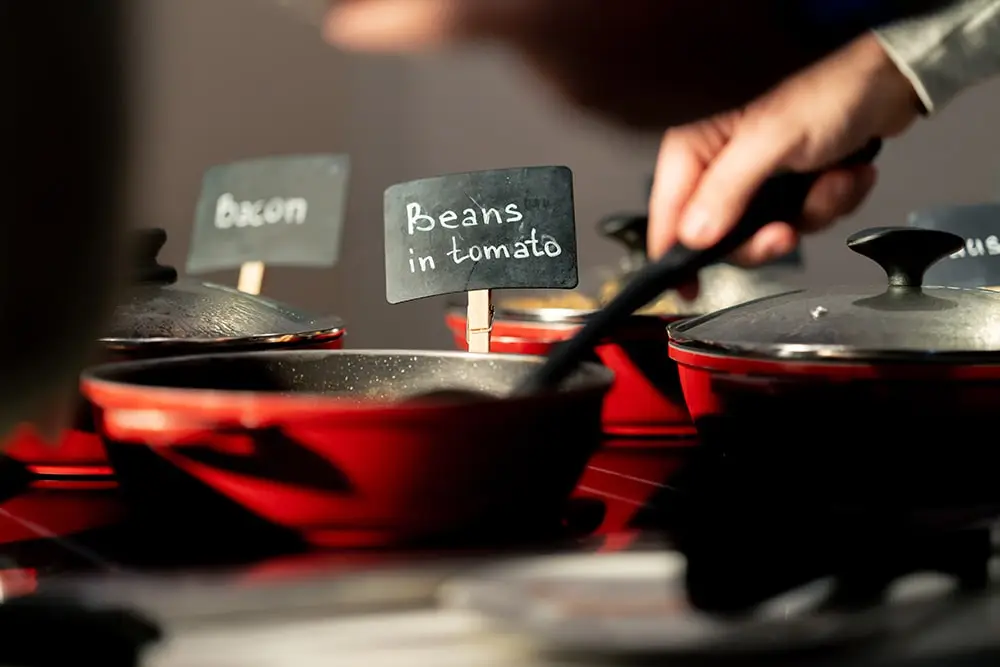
[99,319,347,348]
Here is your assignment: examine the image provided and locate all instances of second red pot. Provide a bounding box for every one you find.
[665,226,1000,612]
[446,308,692,437]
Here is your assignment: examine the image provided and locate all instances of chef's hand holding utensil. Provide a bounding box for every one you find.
[516,140,883,395]
[316,1,944,130]
[648,31,922,266]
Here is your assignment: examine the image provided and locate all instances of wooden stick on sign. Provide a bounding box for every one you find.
[237,261,266,296]
[466,289,493,353]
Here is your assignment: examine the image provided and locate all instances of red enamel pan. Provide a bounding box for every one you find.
[4,229,346,479]
[445,213,799,437]
[81,350,612,548]
[666,226,1000,612]
[570,436,695,535]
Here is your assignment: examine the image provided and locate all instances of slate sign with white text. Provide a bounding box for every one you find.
[186,154,350,274]
[383,166,578,304]
[907,203,1000,287]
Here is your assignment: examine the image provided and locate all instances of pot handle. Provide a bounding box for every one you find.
[846,227,964,288]
[131,228,178,285]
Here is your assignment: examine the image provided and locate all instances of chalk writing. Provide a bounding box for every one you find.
[383,166,578,304]
[445,229,562,265]
[215,193,308,229]
[948,235,1000,259]
[406,202,523,234]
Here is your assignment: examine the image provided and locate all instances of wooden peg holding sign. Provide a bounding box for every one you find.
[383,166,578,352]
[465,289,493,353]
[907,203,1000,289]
[237,261,266,296]
[186,154,351,295]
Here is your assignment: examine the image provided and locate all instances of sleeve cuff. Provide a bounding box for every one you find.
[874,0,1000,115]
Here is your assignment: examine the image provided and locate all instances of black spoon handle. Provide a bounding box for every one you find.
[516,139,883,395]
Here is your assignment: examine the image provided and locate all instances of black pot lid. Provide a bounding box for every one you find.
[668,227,1000,363]
[101,229,344,352]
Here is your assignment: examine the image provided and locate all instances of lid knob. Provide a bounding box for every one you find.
[846,226,964,288]
[131,228,178,285]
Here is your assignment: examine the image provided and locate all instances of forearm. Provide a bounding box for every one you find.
[875,0,1000,113]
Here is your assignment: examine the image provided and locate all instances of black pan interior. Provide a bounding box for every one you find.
[86,351,610,402]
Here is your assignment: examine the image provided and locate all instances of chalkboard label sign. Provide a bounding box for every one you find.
[186,154,350,274]
[383,166,578,304]
[908,203,1000,287]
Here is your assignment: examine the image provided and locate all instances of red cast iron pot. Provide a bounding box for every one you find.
[4,229,346,478]
[571,436,696,535]
[445,213,798,437]
[446,308,692,437]
[0,484,126,546]
[665,226,1000,613]
[0,456,124,546]
[81,349,613,548]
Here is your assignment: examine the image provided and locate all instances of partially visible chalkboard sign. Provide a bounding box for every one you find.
[187,154,350,275]
[908,203,1000,288]
[383,166,578,304]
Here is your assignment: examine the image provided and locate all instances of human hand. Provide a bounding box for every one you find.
[321,1,849,129]
[647,32,922,266]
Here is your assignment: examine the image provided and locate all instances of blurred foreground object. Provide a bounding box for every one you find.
[320,0,955,129]
[0,2,131,443]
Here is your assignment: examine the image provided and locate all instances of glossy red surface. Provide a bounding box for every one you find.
[668,341,1000,517]
[0,484,125,545]
[669,345,1000,380]
[4,429,107,475]
[82,352,607,548]
[445,311,695,437]
[572,437,694,534]
[3,336,346,476]
[669,343,1000,422]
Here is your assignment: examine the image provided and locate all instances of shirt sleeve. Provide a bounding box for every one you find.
[875,0,1000,114]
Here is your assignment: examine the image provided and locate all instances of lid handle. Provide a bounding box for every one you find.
[846,226,964,287]
[131,228,178,285]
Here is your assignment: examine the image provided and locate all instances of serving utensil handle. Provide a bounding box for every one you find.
[665,139,883,267]
[516,139,883,395]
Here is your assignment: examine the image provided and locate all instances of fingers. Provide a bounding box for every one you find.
[727,166,877,267]
[799,165,877,232]
[647,133,706,260]
[323,0,459,50]
[647,117,738,259]
[675,125,794,250]
[728,222,798,266]
[323,0,523,51]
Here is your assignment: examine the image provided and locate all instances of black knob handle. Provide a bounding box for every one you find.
[846,226,963,287]
[130,228,178,285]
[597,213,648,263]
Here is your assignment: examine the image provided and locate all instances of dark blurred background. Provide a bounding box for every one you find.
[129,0,1000,349]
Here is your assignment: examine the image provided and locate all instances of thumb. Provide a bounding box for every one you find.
[675,126,794,250]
